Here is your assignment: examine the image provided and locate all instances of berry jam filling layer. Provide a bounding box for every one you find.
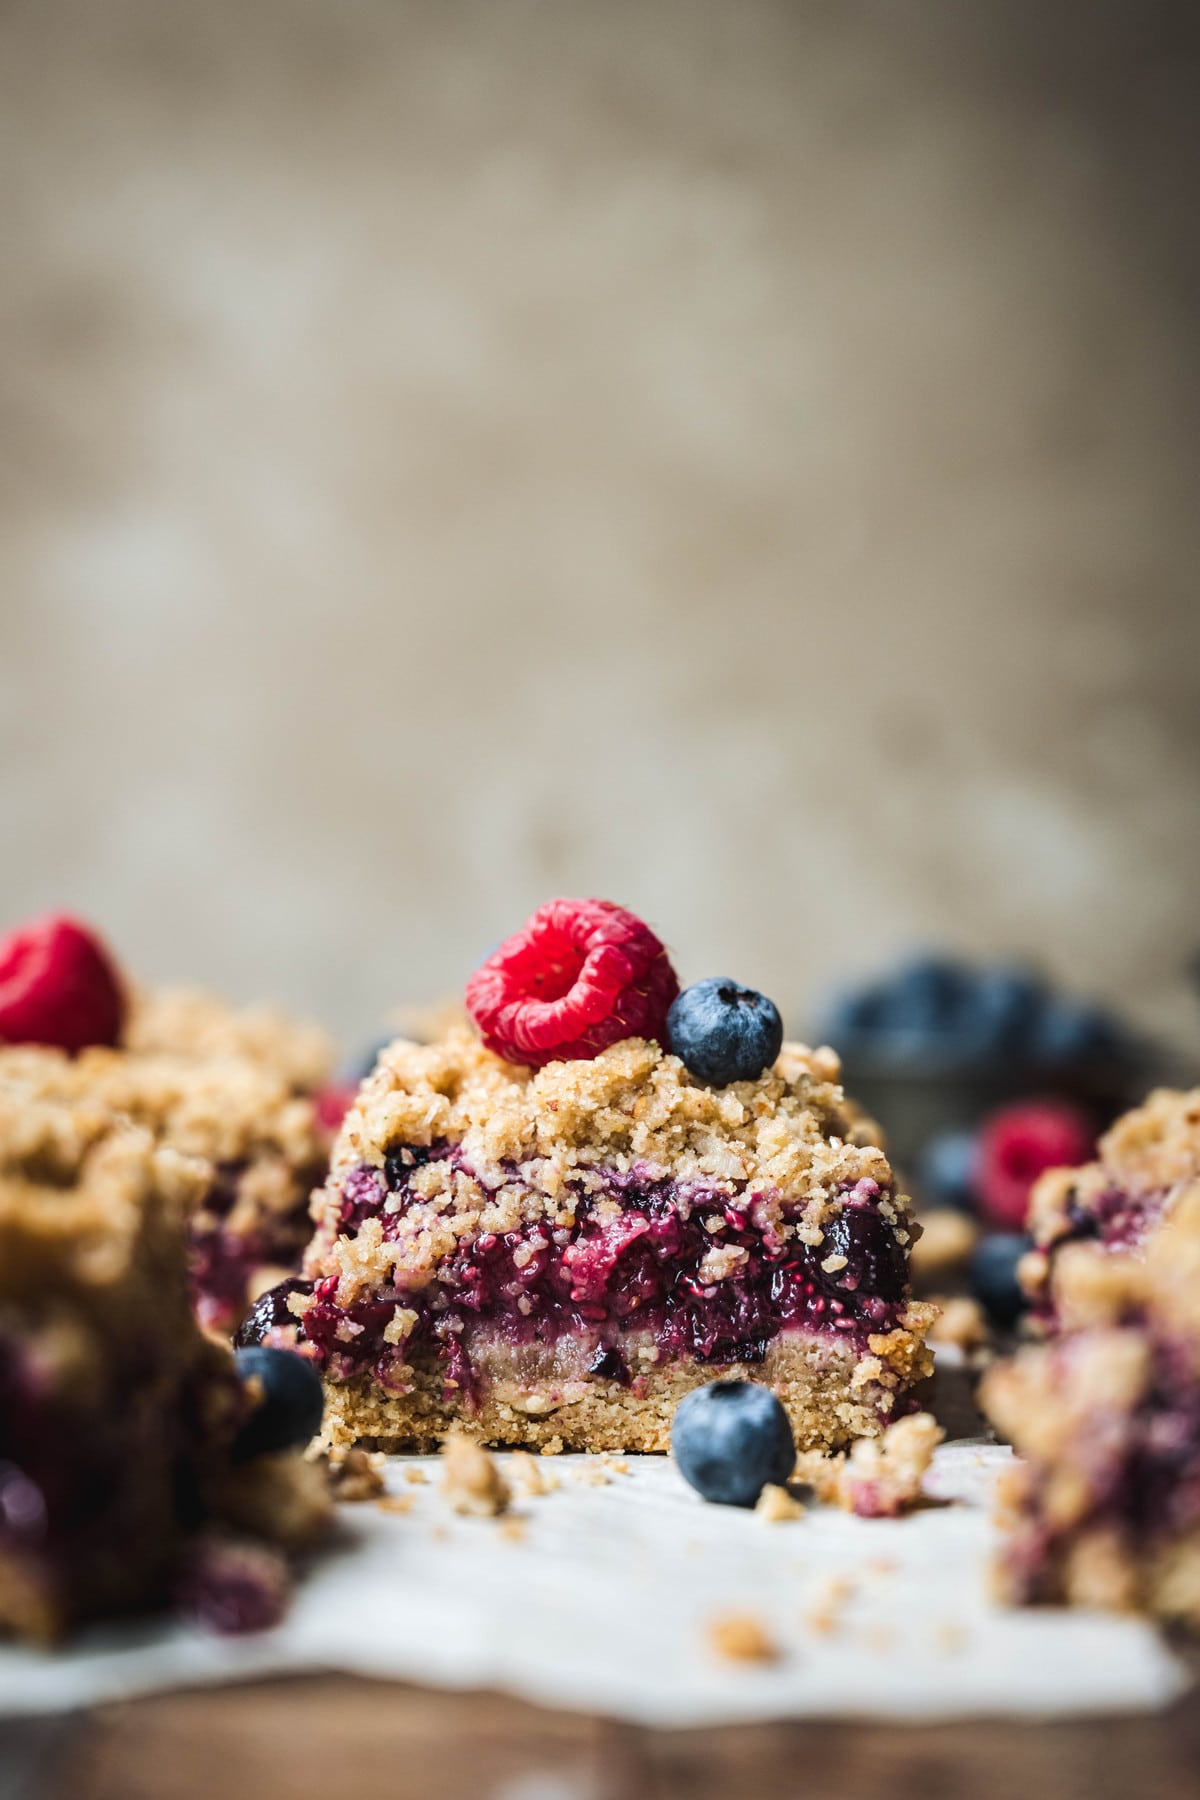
[296,1152,913,1400]
[1033,1183,1173,1322]
[188,1161,315,1333]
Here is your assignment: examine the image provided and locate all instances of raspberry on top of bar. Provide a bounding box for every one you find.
[276,900,934,1457]
[1022,1086,1200,1323]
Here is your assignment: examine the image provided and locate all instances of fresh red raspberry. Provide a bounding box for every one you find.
[0,914,126,1052]
[465,898,679,1067]
[976,1098,1094,1232]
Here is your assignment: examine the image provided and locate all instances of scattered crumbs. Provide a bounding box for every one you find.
[571,1461,610,1488]
[802,1573,855,1636]
[510,1450,557,1496]
[933,1621,967,1653]
[601,1455,629,1475]
[440,1434,511,1517]
[794,1414,944,1518]
[377,1494,414,1516]
[755,1483,805,1522]
[327,1446,387,1503]
[708,1613,782,1665]
[498,1515,528,1543]
[540,1437,564,1457]
[403,1467,428,1486]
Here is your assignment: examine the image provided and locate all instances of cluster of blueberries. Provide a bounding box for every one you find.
[816,953,1136,1070]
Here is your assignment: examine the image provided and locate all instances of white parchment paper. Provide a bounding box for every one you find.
[0,1441,1187,1724]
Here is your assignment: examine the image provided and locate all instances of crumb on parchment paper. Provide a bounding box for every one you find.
[326,1446,387,1503]
[510,1450,558,1496]
[794,1413,944,1518]
[755,1483,804,1521]
[708,1613,783,1664]
[440,1434,511,1517]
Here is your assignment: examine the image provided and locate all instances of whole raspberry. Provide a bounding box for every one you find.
[976,1099,1094,1232]
[0,914,126,1051]
[465,898,679,1067]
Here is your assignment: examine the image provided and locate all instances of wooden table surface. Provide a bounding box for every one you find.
[4,1664,1198,1800]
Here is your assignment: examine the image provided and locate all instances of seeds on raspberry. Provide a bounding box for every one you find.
[0,914,126,1052]
[465,898,679,1067]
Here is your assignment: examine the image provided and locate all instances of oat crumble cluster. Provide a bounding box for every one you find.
[983,1181,1200,1628]
[0,1039,328,1332]
[0,1085,330,1644]
[284,1029,935,1456]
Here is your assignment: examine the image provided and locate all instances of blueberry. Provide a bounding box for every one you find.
[1031,1000,1125,1068]
[968,1233,1031,1329]
[233,1347,324,1461]
[671,1380,795,1507]
[819,1208,907,1301]
[916,1130,979,1213]
[234,1279,311,1349]
[667,980,783,1086]
[883,955,970,1034]
[968,966,1046,1053]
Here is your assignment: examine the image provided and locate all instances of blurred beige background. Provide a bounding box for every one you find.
[1,0,1197,1050]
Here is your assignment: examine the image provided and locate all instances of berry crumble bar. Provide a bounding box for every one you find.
[1021,1086,1200,1325]
[0,1045,327,1334]
[0,1084,329,1643]
[258,900,935,1455]
[982,1184,1200,1627]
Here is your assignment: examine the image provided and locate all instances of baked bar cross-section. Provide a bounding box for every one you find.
[288,1028,934,1455]
[983,1184,1200,1628]
[0,1084,329,1644]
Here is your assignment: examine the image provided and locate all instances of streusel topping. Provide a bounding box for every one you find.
[0,1043,323,1171]
[0,1083,206,1300]
[125,985,332,1093]
[334,1029,893,1215]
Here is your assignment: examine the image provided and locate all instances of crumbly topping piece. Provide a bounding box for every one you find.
[509,1451,557,1496]
[708,1613,782,1663]
[754,1483,804,1522]
[325,1447,387,1503]
[126,984,333,1092]
[909,1210,978,1285]
[440,1435,511,1516]
[927,1296,989,1353]
[0,1043,323,1173]
[794,1413,943,1517]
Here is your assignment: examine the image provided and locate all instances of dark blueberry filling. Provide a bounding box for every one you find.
[1012,1357,1200,1598]
[0,1329,253,1626]
[1035,1183,1173,1323]
[299,1153,912,1398]
[187,1162,318,1333]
